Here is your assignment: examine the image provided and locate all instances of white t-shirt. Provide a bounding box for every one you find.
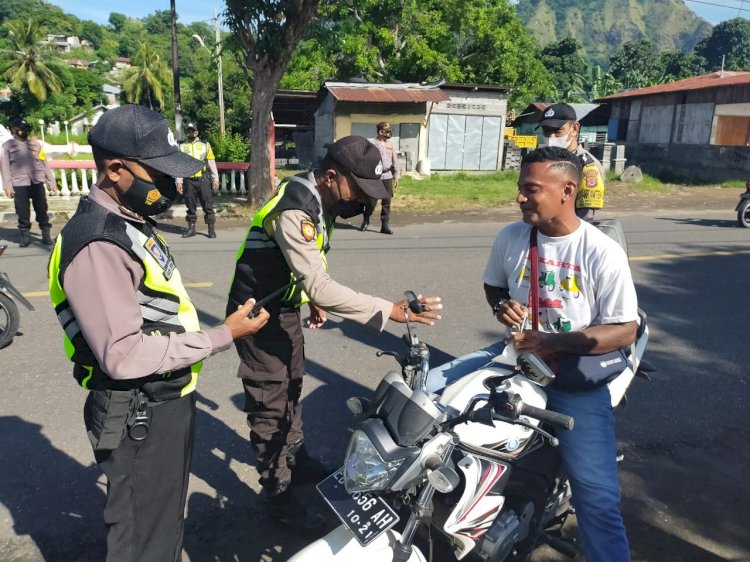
[483,220,638,334]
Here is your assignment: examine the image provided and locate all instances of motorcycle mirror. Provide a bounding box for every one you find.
[346,397,371,415]
[404,290,424,314]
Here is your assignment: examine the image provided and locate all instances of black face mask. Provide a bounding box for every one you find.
[118,164,176,217]
[186,132,197,141]
[332,200,367,219]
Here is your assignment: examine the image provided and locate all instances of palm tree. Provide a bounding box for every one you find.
[0,19,63,102]
[120,42,172,110]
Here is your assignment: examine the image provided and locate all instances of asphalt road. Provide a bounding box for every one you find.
[0,207,748,562]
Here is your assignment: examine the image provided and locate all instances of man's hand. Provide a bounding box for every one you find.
[48,184,58,196]
[4,187,14,198]
[393,179,400,189]
[225,298,270,339]
[306,303,327,329]
[389,295,442,326]
[212,180,220,192]
[506,329,560,360]
[493,299,528,329]
[176,183,183,195]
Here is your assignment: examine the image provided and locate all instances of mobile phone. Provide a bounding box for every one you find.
[248,275,307,318]
[517,351,556,387]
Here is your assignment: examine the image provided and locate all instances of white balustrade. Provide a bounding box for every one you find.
[60,169,71,198]
[71,169,80,195]
[239,172,246,196]
[80,169,90,195]
[230,170,237,194]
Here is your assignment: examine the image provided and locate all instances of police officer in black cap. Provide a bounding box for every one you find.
[48,104,269,562]
[227,135,443,528]
[1,118,58,247]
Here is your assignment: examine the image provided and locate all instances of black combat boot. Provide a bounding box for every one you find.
[41,226,54,246]
[287,440,332,485]
[182,223,196,238]
[265,484,327,531]
[207,223,216,238]
[359,218,369,231]
[19,230,31,248]
[380,218,393,235]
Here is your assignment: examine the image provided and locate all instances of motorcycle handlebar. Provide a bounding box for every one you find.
[516,402,574,431]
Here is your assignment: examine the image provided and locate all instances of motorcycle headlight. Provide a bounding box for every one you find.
[344,430,404,493]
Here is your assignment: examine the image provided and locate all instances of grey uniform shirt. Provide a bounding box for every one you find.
[266,208,393,331]
[62,187,232,381]
[370,138,400,181]
[1,138,57,188]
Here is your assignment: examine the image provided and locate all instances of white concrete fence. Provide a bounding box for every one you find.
[0,161,251,199]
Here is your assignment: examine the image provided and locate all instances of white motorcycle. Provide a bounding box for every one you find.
[291,229,651,562]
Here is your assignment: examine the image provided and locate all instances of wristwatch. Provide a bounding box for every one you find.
[492,299,508,315]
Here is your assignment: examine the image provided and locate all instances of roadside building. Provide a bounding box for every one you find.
[598,71,750,182]
[314,81,509,172]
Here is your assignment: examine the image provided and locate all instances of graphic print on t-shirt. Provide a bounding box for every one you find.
[519,256,583,333]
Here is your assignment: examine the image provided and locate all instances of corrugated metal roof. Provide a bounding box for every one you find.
[599,71,750,100]
[328,86,449,103]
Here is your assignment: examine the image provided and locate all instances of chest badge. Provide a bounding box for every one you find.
[144,236,175,280]
[301,219,316,242]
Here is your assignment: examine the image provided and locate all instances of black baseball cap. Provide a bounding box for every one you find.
[185,122,197,131]
[538,103,578,129]
[325,136,389,199]
[10,118,30,130]
[88,105,203,177]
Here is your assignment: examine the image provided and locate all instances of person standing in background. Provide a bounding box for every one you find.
[176,122,220,238]
[539,103,605,221]
[360,122,400,234]
[1,118,58,247]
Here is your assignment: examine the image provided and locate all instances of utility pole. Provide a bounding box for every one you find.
[215,10,225,135]
[171,0,183,135]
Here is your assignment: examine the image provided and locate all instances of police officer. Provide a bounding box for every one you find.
[1,118,58,247]
[226,135,442,527]
[539,103,606,221]
[176,122,220,238]
[48,105,269,562]
[360,122,400,234]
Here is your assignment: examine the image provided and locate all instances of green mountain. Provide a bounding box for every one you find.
[515,0,713,67]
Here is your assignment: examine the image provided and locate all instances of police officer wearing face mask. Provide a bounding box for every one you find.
[48,105,270,562]
[539,103,606,221]
[226,135,443,529]
[361,122,400,234]
[175,122,220,238]
[1,117,59,247]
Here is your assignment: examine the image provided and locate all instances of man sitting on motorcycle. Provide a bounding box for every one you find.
[426,146,638,562]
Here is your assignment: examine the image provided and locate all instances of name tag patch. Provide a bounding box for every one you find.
[144,237,175,280]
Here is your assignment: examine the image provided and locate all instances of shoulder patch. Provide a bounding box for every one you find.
[301,219,316,242]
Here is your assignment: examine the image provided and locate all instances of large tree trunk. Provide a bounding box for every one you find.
[248,66,283,205]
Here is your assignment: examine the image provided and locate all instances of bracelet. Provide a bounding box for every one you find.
[492,299,508,315]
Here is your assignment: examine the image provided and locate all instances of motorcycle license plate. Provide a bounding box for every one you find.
[317,468,400,547]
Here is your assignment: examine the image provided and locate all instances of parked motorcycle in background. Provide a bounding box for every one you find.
[0,245,35,348]
[291,286,652,562]
[736,181,750,228]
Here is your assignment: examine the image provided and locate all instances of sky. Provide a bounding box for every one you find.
[47,0,749,26]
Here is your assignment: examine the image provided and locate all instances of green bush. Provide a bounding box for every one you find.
[208,132,250,162]
[44,131,89,145]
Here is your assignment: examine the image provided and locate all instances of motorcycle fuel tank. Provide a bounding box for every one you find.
[438,368,547,454]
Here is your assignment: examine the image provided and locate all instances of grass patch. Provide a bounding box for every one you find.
[395,171,520,211]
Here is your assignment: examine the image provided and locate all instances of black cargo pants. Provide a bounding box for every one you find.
[13,183,50,231]
[363,178,393,222]
[184,176,215,225]
[231,308,305,492]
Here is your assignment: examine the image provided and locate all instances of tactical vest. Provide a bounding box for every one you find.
[48,198,202,401]
[228,175,331,311]
[179,140,212,178]
[576,151,605,209]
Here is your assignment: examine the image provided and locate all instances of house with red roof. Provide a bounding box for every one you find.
[598,71,750,182]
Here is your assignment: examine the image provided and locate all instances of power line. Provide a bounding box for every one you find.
[684,0,750,12]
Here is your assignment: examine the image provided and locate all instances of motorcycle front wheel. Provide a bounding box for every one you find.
[738,200,750,228]
[0,292,20,349]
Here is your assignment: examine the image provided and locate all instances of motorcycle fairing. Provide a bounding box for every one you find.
[443,453,510,559]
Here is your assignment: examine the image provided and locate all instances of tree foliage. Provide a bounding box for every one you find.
[695,18,750,72]
[0,18,63,102]
[121,41,171,109]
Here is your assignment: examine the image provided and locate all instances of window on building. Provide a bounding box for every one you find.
[713,115,750,146]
